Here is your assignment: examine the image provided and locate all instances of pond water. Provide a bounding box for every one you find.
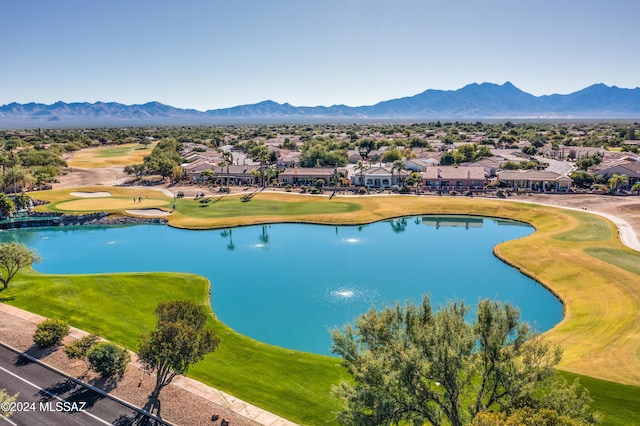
[0,216,563,356]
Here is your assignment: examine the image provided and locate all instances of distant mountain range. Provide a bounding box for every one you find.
[1,82,639,128]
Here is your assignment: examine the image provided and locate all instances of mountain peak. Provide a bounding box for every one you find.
[2,82,640,127]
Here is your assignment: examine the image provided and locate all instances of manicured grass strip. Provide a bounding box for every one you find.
[584,247,640,277]
[559,370,640,426]
[553,209,615,242]
[68,143,156,168]
[169,195,361,228]
[2,268,346,425]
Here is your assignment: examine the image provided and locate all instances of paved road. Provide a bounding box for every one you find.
[0,345,154,426]
[537,156,574,175]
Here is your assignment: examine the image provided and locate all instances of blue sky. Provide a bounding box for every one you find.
[1,1,638,111]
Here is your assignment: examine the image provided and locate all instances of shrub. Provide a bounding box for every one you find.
[64,334,100,360]
[33,318,70,348]
[357,187,367,195]
[87,342,130,377]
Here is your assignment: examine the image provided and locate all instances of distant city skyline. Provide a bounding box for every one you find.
[1,1,638,111]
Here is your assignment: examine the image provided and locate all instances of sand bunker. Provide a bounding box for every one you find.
[125,208,172,217]
[70,191,112,198]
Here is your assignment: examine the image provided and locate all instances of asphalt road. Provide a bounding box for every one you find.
[0,344,154,426]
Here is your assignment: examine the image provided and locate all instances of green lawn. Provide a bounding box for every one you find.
[175,196,361,218]
[559,371,640,426]
[2,268,346,425]
[93,144,150,158]
[553,209,614,242]
[584,247,640,277]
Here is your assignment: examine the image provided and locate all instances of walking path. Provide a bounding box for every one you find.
[0,303,297,426]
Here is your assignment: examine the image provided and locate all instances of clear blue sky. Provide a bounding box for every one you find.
[1,1,638,111]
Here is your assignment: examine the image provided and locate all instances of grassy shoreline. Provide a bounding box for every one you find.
[10,188,640,423]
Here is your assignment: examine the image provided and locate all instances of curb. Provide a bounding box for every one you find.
[0,341,172,425]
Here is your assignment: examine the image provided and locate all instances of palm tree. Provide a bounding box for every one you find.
[223,151,233,190]
[354,160,367,187]
[249,145,270,187]
[199,169,214,186]
[4,140,18,194]
[0,154,8,193]
[392,159,405,188]
[608,173,628,194]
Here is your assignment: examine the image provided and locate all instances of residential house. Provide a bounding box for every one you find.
[184,159,219,182]
[185,160,259,185]
[420,166,486,191]
[405,158,439,172]
[277,150,301,167]
[588,157,640,187]
[497,170,572,192]
[351,166,409,188]
[471,156,505,177]
[278,167,337,186]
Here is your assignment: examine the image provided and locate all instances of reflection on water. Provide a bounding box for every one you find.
[422,216,483,229]
[0,216,563,356]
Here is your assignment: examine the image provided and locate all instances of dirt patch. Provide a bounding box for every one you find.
[55,166,130,189]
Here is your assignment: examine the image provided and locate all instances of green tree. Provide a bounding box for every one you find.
[0,193,15,218]
[381,148,402,163]
[0,242,40,289]
[354,160,367,187]
[223,150,233,189]
[137,301,219,410]
[570,171,596,189]
[358,139,376,160]
[440,150,465,166]
[64,334,100,360]
[87,342,130,377]
[391,159,405,187]
[631,182,640,194]
[607,173,627,194]
[143,138,183,179]
[331,296,598,426]
[33,318,70,348]
[12,193,31,210]
[249,144,270,186]
[123,163,147,180]
[4,139,19,194]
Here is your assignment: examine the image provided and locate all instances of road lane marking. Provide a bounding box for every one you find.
[0,365,111,425]
[0,414,18,426]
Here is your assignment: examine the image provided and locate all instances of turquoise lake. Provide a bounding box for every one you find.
[0,216,563,356]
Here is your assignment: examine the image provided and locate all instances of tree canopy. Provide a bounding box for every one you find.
[331,296,599,426]
[0,242,40,289]
[137,300,219,406]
